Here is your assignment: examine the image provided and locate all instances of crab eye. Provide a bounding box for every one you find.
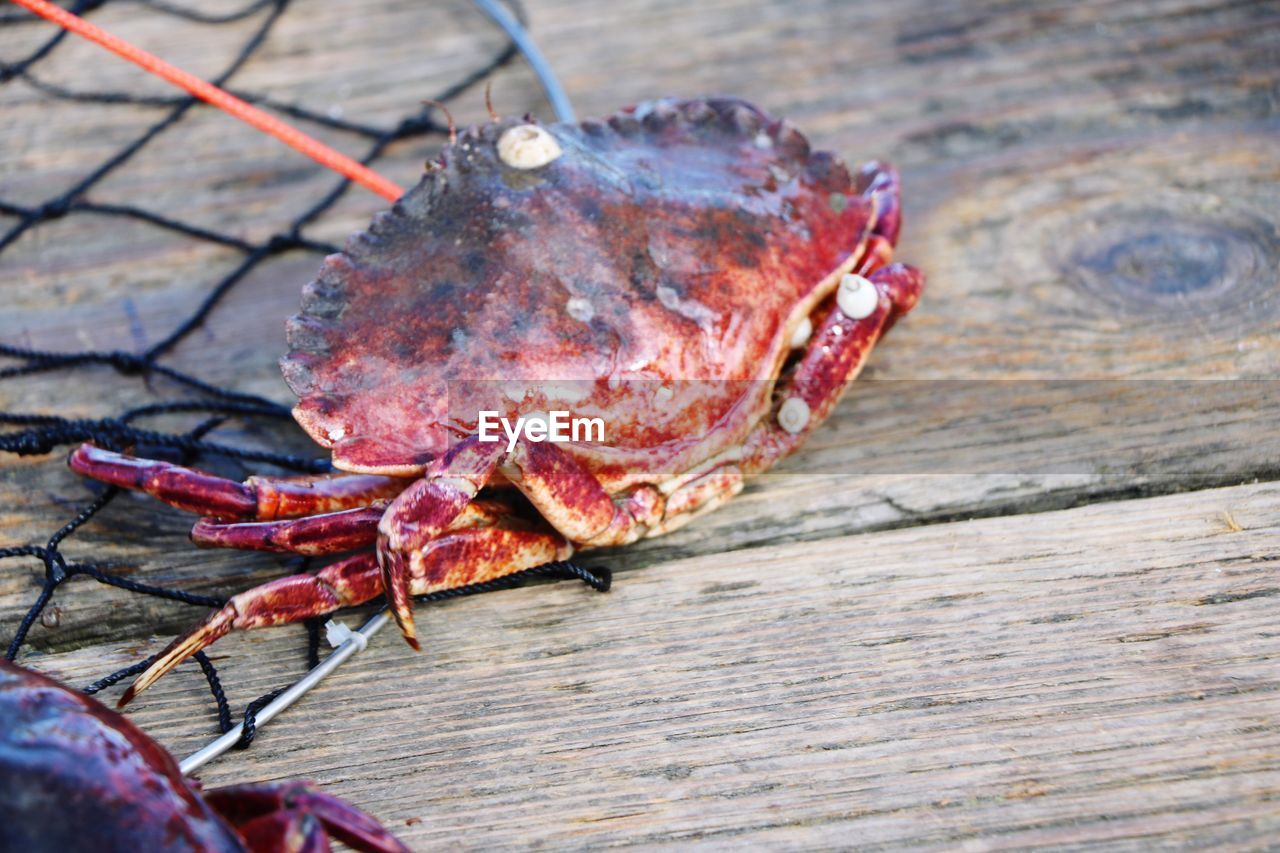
[497,124,563,170]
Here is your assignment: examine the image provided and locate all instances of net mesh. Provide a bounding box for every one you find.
[0,0,608,749]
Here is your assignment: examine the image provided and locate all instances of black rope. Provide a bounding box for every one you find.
[415,560,613,603]
[236,687,286,749]
[305,617,323,670]
[1,0,606,749]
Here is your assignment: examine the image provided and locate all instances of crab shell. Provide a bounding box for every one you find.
[281,98,900,485]
[0,660,408,851]
[0,659,244,850]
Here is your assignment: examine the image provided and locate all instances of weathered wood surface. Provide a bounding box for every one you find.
[1,0,1278,847]
[32,483,1280,848]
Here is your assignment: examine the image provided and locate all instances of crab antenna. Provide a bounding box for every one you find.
[484,81,499,122]
[472,0,575,123]
[423,100,457,146]
[9,0,404,202]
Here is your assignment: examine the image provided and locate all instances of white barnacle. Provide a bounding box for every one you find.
[327,427,346,442]
[497,124,563,170]
[777,397,811,435]
[789,316,813,349]
[837,273,880,320]
[566,296,595,323]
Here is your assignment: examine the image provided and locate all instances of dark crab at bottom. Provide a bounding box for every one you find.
[66,97,925,705]
[0,659,408,852]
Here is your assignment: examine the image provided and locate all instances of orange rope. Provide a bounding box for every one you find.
[10,0,405,202]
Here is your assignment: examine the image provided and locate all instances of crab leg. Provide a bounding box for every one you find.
[853,162,900,276]
[375,438,506,649]
[745,262,924,472]
[120,519,569,705]
[226,810,327,853]
[376,437,648,648]
[68,444,406,520]
[859,161,901,245]
[205,782,410,853]
[187,494,532,555]
[191,506,384,555]
[119,552,381,705]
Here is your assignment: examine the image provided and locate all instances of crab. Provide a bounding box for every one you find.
[67,97,923,706]
[0,658,409,851]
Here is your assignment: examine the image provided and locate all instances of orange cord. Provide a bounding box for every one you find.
[11,0,405,202]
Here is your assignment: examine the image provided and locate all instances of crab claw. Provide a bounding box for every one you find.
[374,438,506,651]
[857,160,901,245]
[119,554,383,707]
[119,609,234,708]
[375,540,421,652]
[205,781,411,853]
[236,810,330,853]
[874,262,925,332]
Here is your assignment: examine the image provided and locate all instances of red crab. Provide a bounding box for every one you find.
[0,658,408,851]
[67,98,923,705]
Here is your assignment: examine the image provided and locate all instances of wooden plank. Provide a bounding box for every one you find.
[2,0,1279,845]
[2,0,1278,648]
[5,376,1278,651]
[24,482,1280,848]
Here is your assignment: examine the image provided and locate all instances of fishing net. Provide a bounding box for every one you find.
[0,0,608,750]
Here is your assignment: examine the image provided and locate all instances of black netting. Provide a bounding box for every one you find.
[1,0,608,749]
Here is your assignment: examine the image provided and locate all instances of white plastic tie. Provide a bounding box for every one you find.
[324,619,368,653]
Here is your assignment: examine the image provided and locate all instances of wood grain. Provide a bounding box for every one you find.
[1,0,1278,847]
[30,482,1280,848]
[2,0,1277,649]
